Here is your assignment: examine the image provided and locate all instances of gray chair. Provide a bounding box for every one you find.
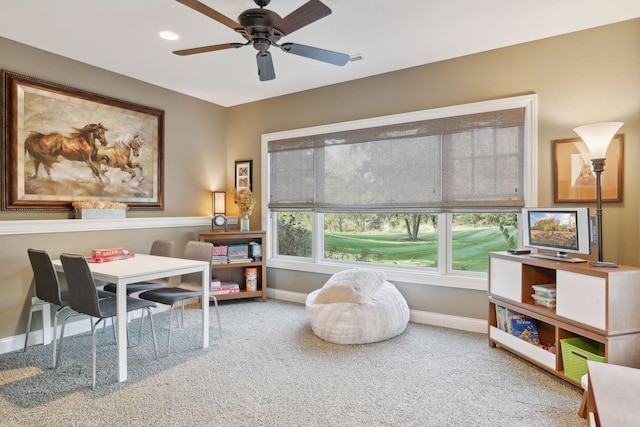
[103,240,176,295]
[24,248,113,368]
[59,253,159,389]
[138,241,222,356]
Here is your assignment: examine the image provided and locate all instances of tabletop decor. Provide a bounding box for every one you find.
[234,188,255,231]
[72,200,128,219]
[2,70,164,211]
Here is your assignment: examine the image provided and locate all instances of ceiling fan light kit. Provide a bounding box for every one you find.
[175,0,350,81]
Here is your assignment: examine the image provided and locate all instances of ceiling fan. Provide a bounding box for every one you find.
[174,0,350,81]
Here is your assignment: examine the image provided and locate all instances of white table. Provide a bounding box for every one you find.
[53,253,210,382]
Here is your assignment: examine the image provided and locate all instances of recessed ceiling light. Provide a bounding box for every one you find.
[159,30,180,41]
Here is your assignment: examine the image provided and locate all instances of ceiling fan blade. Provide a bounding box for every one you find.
[173,43,245,56]
[279,43,349,66]
[256,51,276,81]
[273,0,331,36]
[176,0,244,33]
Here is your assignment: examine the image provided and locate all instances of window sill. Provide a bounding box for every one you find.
[267,258,488,291]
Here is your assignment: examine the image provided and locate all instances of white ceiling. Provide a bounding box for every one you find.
[1,0,639,107]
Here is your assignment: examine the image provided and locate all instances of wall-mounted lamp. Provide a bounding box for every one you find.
[212,191,227,231]
[573,121,623,267]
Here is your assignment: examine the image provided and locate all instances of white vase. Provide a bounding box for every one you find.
[240,214,250,232]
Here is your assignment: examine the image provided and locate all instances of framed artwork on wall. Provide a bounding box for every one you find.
[235,159,253,190]
[1,70,164,211]
[553,134,623,203]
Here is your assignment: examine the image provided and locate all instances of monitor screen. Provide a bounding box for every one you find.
[522,207,591,257]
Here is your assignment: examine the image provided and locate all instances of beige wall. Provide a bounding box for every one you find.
[229,19,640,319]
[0,19,638,342]
[0,37,228,340]
[0,37,228,220]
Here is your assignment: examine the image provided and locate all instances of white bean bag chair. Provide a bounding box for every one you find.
[305,268,410,344]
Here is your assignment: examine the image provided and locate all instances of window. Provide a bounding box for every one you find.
[262,95,537,290]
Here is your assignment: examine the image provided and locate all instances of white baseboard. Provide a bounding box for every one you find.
[2,290,486,354]
[267,288,488,334]
[0,315,100,355]
[0,307,162,355]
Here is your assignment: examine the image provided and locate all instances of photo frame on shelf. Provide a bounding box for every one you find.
[2,70,164,211]
[553,134,623,203]
[235,159,253,190]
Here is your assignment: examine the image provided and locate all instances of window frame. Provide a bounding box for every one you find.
[261,95,538,291]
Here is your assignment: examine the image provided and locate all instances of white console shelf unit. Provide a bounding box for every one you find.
[488,251,640,386]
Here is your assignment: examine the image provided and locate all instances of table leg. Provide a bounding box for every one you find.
[202,265,210,348]
[116,280,127,382]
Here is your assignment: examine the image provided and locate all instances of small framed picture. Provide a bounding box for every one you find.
[553,134,623,203]
[235,159,252,190]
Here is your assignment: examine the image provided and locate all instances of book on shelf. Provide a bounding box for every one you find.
[511,314,540,345]
[211,255,228,264]
[495,305,514,334]
[211,281,239,290]
[91,247,131,257]
[210,288,240,295]
[210,281,240,295]
[213,245,228,257]
[228,257,254,264]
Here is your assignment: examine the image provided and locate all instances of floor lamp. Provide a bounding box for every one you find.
[573,121,623,267]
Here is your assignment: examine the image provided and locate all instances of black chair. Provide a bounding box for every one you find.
[24,248,113,368]
[138,241,222,356]
[103,240,175,295]
[59,253,159,389]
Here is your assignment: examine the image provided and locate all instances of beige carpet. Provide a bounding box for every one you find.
[0,299,583,426]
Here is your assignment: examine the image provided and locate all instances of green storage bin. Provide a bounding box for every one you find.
[560,337,605,382]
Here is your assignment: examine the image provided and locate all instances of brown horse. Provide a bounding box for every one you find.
[24,123,109,181]
[97,134,144,182]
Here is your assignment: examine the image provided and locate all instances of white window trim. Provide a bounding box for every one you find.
[261,95,538,291]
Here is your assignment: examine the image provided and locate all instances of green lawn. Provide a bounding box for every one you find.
[325,227,512,271]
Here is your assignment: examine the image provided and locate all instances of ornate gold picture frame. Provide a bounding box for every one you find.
[2,70,164,211]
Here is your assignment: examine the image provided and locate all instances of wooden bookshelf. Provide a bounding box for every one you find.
[199,230,267,302]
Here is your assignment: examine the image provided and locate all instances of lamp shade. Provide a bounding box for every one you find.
[573,122,623,159]
[213,191,226,215]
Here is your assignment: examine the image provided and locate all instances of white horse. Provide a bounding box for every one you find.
[96,134,145,182]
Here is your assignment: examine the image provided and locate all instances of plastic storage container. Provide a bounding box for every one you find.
[560,337,605,382]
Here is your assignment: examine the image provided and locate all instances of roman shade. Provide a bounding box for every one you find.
[269,107,525,213]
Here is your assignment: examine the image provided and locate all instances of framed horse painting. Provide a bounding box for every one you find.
[1,70,164,210]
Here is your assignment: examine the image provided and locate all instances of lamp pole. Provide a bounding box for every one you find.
[574,121,623,267]
[590,158,606,263]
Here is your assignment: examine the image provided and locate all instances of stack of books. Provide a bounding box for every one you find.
[210,280,240,296]
[212,244,228,264]
[86,247,135,263]
[531,284,556,308]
